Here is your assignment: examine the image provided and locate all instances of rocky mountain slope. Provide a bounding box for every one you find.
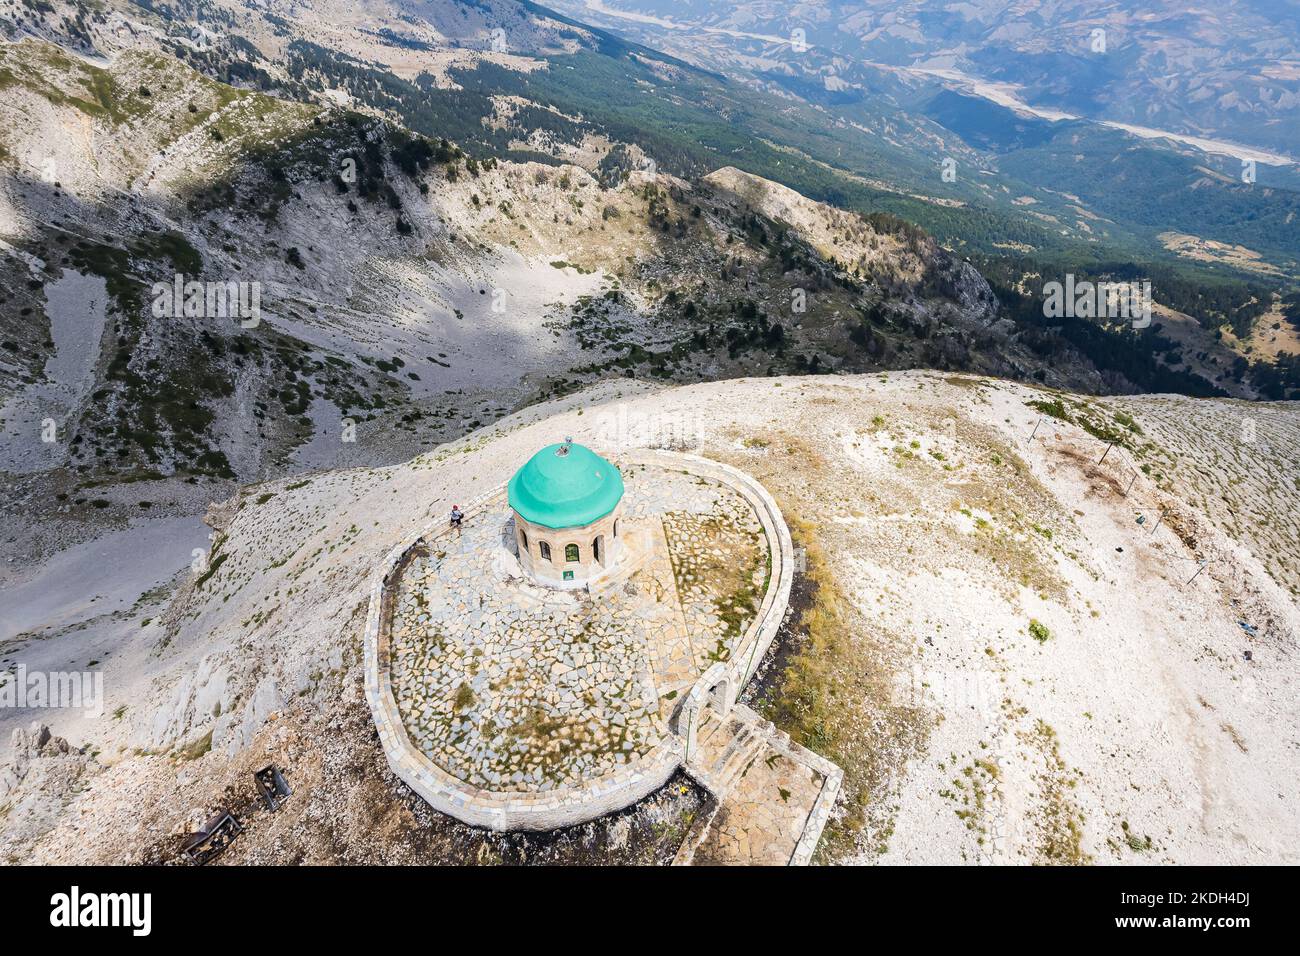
[12,0,1300,283]
[0,32,1124,578]
[2,373,1296,864]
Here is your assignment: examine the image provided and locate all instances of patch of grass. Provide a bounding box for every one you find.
[1112,410,1142,435]
[953,759,1000,841]
[178,730,213,761]
[1028,398,1071,423]
[1027,396,1141,448]
[762,512,927,861]
[1028,619,1051,643]
[194,553,228,589]
[662,503,767,659]
[132,229,203,275]
[1025,719,1090,864]
[1121,821,1154,852]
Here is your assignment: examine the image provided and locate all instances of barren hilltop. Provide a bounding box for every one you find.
[1,0,1298,869]
[4,372,1297,864]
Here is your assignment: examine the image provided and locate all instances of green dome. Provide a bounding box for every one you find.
[508,442,624,529]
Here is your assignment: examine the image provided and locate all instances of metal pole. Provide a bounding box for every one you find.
[1099,441,1114,465]
[1185,561,1208,586]
[1124,471,1137,497]
[1027,416,1043,443]
[745,629,762,687]
[1149,507,1166,535]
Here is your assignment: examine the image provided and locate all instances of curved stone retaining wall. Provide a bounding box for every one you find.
[631,450,795,760]
[363,450,793,831]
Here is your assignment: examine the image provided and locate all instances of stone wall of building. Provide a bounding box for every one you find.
[513,503,623,590]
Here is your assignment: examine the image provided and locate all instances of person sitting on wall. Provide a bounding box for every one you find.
[450,505,464,529]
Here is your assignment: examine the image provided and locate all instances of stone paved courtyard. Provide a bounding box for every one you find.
[387,461,770,794]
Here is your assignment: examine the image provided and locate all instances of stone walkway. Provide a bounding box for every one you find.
[386,462,771,794]
[663,491,768,672]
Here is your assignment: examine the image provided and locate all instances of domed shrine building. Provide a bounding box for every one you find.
[508,440,624,588]
[364,438,841,863]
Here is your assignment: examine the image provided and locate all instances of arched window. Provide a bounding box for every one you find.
[540,541,552,562]
[613,519,620,538]
[565,543,580,562]
[592,535,603,564]
[520,529,528,553]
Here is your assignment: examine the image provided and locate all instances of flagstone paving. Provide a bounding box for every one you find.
[387,461,770,794]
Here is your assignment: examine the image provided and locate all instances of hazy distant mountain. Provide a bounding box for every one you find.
[552,0,1300,158]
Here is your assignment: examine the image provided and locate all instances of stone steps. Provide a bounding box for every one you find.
[675,703,844,865]
[708,721,768,793]
[686,707,772,798]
